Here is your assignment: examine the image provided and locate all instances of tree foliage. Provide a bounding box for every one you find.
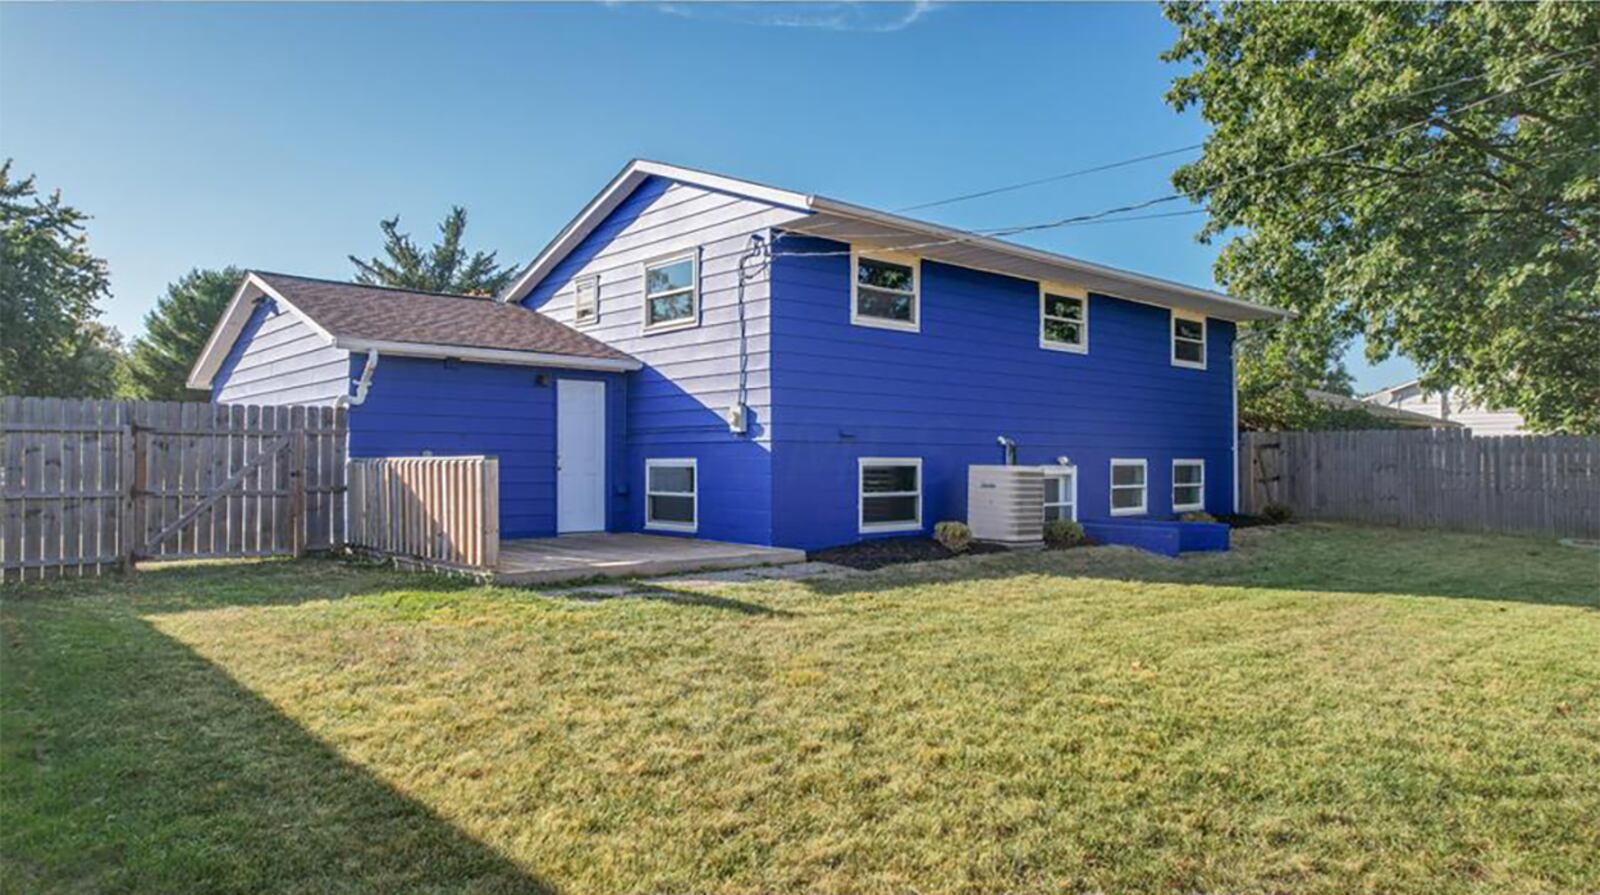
[123,267,243,400]
[349,206,514,295]
[0,160,124,397]
[1163,2,1600,433]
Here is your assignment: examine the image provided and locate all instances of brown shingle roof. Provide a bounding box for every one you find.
[254,272,634,364]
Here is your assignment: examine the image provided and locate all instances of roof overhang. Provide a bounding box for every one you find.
[500,159,1287,322]
[186,272,336,390]
[334,337,642,373]
[786,197,1289,323]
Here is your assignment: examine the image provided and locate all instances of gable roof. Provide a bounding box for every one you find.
[1307,388,1461,429]
[187,272,639,390]
[499,159,1289,323]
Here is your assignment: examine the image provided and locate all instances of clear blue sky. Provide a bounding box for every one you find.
[1,1,1414,392]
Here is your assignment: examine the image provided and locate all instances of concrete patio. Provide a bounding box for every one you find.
[492,533,807,586]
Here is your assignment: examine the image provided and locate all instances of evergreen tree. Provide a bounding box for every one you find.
[0,160,123,397]
[124,267,243,399]
[349,206,514,295]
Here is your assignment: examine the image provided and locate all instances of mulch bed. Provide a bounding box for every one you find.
[1214,513,1283,529]
[808,537,1010,571]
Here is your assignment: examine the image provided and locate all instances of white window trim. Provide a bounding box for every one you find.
[1039,283,1088,354]
[1172,458,1206,513]
[850,249,920,333]
[573,274,600,327]
[1042,465,1078,522]
[644,457,697,532]
[858,457,923,533]
[641,249,700,334]
[1171,310,1207,370]
[1110,458,1148,517]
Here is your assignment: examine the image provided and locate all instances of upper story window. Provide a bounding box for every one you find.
[643,251,698,332]
[1171,311,1206,369]
[851,250,920,332]
[1172,459,1205,513]
[1110,458,1148,516]
[573,274,599,326]
[1040,285,1088,353]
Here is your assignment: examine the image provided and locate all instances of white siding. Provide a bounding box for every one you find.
[213,303,350,406]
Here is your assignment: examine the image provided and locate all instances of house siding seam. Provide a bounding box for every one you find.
[212,300,350,406]
[521,175,807,545]
[768,234,1236,551]
[345,354,627,540]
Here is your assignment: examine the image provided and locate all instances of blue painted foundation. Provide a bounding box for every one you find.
[1081,519,1231,557]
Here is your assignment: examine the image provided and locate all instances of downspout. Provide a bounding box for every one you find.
[337,349,380,408]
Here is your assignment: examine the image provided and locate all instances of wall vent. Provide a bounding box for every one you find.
[967,465,1045,544]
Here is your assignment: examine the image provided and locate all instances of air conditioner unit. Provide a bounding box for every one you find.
[967,465,1045,545]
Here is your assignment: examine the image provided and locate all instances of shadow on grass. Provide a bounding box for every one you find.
[794,525,1600,610]
[1,565,555,894]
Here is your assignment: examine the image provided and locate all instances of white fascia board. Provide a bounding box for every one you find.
[185,272,339,390]
[333,337,643,373]
[803,197,1290,323]
[498,158,813,306]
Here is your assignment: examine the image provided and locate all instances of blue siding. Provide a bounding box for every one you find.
[212,300,349,405]
[769,235,1236,551]
[521,175,806,545]
[346,355,627,540]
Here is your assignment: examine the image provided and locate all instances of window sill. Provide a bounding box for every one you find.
[1171,358,1207,370]
[1109,506,1147,517]
[642,318,700,336]
[1040,339,1087,354]
[851,315,920,334]
[1173,504,1205,514]
[645,521,697,534]
[859,521,922,534]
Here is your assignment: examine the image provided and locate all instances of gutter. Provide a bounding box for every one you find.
[334,337,642,373]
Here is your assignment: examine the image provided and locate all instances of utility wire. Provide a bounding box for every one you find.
[891,41,1600,216]
[770,58,1595,260]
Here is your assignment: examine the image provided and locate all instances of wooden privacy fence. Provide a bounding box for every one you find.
[2,397,346,582]
[1240,429,1600,538]
[347,456,500,573]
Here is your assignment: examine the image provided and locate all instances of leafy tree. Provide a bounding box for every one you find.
[349,206,514,295]
[123,267,243,399]
[1163,2,1600,433]
[0,160,124,397]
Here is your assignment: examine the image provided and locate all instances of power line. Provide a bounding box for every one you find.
[891,41,1600,217]
[895,144,1203,213]
[771,57,1594,260]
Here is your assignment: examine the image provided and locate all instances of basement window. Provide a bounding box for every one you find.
[573,274,599,326]
[851,251,920,332]
[1110,459,1147,516]
[645,458,697,532]
[643,252,698,331]
[1040,285,1087,353]
[1171,311,1206,369]
[1043,466,1077,522]
[1172,459,1205,513]
[859,458,922,532]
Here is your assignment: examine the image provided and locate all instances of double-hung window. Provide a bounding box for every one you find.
[851,250,919,332]
[643,252,698,332]
[1043,466,1077,522]
[1172,459,1205,513]
[1110,459,1147,516]
[1040,285,1088,353]
[1171,311,1206,369]
[573,274,599,326]
[859,458,922,532]
[645,459,697,532]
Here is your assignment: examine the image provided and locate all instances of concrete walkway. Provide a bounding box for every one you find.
[492,533,806,586]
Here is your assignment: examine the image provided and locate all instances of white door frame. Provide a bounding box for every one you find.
[556,379,606,533]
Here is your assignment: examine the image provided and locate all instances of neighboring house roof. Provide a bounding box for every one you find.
[1307,388,1462,428]
[499,159,1290,323]
[187,272,640,390]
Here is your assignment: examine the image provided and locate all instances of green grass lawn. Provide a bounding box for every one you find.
[3,525,1597,895]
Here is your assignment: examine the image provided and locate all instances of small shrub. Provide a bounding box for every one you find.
[1043,519,1085,548]
[934,521,973,554]
[1179,511,1216,523]
[1261,503,1294,524]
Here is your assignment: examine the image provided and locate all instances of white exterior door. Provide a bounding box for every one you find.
[556,379,606,533]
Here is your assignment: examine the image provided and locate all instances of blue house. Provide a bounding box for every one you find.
[189,160,1286,553]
